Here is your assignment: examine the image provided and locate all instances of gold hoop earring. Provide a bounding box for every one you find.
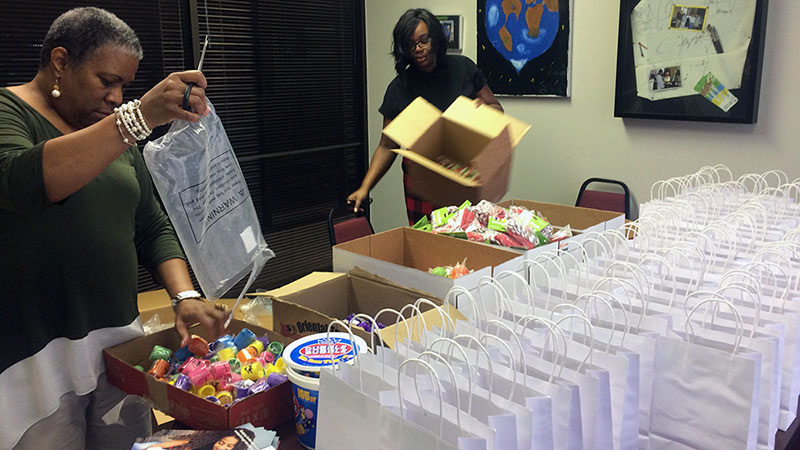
[51,74,61,98]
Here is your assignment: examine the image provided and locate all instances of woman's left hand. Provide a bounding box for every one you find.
[173,298,228,347]
[139,70,210,128]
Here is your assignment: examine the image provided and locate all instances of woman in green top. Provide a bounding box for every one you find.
[0,7,227,449]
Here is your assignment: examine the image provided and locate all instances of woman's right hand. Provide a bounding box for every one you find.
[139,70,209,129]
[347,187,369,213]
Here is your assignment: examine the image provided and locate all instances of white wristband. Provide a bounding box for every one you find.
[171,290,203,309]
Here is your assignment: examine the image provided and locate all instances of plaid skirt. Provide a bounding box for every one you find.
[402,158,433,226]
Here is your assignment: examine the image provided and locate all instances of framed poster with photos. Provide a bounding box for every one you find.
[436,15,462,53]
[614,0,769,123]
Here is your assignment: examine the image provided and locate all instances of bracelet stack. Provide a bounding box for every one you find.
[114,99,152,145]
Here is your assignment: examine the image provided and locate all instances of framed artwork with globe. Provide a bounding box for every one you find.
[478,0,573,96]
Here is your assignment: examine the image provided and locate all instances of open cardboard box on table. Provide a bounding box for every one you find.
[383,96,530,207]
[497,199,625,257]
[104,320,293,430]
[332,227,524,312]
[249,268,465,349]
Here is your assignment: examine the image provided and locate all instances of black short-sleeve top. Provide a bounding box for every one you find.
[379,54,487,121]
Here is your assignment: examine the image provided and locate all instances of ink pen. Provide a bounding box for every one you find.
[708,25,724,54]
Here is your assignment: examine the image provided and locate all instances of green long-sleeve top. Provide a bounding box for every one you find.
[0,88,185,374]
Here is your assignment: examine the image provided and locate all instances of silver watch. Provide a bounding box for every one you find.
[171,290,203,309]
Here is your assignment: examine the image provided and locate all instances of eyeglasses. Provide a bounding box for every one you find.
[407,35,432,51]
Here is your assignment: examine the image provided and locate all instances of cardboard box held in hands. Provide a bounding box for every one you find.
[250,268,464,349]
[382,96,530,207]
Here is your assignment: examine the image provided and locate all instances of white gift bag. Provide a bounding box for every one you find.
[316,363,385,449]
[544,310,641,450]
[518,315,614,450]
[676,316,780,450]
[391,332,539,450]
[672,289,781,450]
[379,358,494,450]
[649,300,761,450]
[442,317,584,450]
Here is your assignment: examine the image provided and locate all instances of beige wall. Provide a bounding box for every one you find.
[365,1,800,231]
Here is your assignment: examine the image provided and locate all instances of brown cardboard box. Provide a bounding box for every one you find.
[496,199,625,258]
[498,199,625,233]
[382,96,530,207]
[249,268,465,349]
[332,227,524,300]
[103,320,293,430]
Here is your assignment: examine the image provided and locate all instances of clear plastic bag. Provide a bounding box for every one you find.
[143,101,274,319]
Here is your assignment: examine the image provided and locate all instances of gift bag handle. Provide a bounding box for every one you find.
[604,261,651,302]
[375,307,412,364]
[533,251,569,301]
[554,314,595,373]
[398,358,447,437]
[478,276,514,321]
[495,270,536,317]
[713,285,761,338]
[445,286,484,333]
[598,230,631,262]
[452,334,494,400]
[487,319,528,390]
[557,249,587,298]
[575,292,629,350]
[743,261,790,313]
[326,320,362,389]
[516,315,566,382]
[429,337,475,415]
[591,277,645,328]
[516,259,553,310]
[352,313,383,352]
[403,303,429,349]
[415,298,456,337]
[479,333,518,401]
[639,253,679,312]
[684,295,743,354]
[417,351,464,419]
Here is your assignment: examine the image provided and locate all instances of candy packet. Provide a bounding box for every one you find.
[434,155,481,181]
[427,258,472,279]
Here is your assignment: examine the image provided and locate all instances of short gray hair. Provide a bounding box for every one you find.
[39,7,143,70]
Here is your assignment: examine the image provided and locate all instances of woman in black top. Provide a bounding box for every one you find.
[348,8,503,225]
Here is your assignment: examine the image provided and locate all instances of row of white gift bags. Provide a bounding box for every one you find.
[637,170,800,435]
[516,245,764,449]
[715,266,799,438]
[386,294,565,450]
[357,302,535,450]
[504,229,760,442]
[616,216,784,447]
[501,268,658,450]
[623,169,800,445]
[367,288,580,450]
[316,318,489,450]
[482,277,640,450]
[460,277,639,450]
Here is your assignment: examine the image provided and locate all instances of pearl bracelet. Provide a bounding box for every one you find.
[114,99,152,144]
